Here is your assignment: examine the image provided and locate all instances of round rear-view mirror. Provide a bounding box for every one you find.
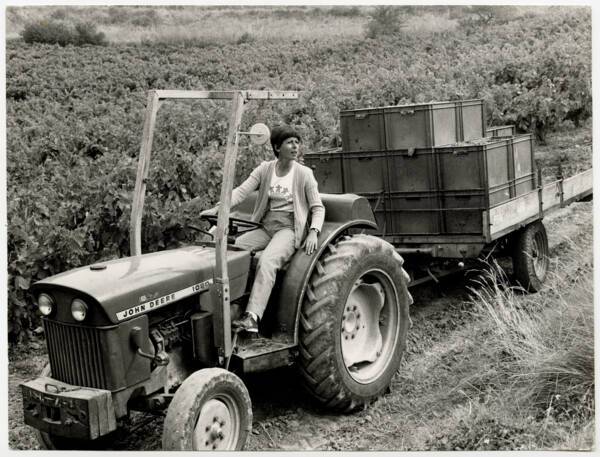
[249,123,270,145]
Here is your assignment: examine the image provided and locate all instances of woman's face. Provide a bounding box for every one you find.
[277,136,301,161]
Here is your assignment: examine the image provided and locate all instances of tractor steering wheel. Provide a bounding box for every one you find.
[200,214,262,234]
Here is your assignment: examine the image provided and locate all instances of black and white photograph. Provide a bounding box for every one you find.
[4,2,595,451]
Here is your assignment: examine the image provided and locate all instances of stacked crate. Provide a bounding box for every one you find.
[485,125,516,138]
[339,99,485,151]
[305,99,536,237]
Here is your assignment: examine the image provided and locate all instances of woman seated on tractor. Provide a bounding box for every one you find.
[201,125,325,333]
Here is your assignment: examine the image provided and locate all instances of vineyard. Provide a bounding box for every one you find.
[6,6,592,343]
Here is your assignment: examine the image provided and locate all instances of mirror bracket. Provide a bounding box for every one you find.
[237,123,270,145]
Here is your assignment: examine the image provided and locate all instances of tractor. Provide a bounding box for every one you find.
[21,90,413,450]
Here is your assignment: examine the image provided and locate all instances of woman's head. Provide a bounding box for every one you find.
[270,125,301,158]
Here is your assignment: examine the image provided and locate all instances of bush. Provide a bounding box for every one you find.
[365,6,406,38]
[105,6,128,25]
[49,8,68,21]
[131,9,160,27]
[73,22,108,46]
[328,6,362,17]
[21,20,75,46]
[236,32,255,45]
[460,5,519,26]
[21,19,107,46]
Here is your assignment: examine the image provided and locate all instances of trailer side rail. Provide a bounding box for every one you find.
[486,168,593,241]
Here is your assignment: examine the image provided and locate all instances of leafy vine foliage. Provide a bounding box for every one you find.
[6,8,590,342]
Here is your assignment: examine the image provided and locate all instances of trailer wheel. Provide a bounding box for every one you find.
[34,364,116,450]
[298,234,412,412]
[162,368,252,451]
[512,221,549,292]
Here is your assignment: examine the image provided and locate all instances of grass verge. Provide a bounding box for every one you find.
[446,236,595,450]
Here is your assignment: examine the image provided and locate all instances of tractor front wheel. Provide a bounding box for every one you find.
[162,368,252,451]
[298,234,412,412]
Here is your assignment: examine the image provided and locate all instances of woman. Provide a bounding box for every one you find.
[201,125,325,333]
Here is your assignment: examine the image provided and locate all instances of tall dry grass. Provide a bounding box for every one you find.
[126,16,368,46]
[6,5,370,43]
[469,238,594,427]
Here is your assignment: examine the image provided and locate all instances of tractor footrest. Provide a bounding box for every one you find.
[232,337,296,373]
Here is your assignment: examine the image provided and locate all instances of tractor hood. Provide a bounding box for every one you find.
[31,246,251,324]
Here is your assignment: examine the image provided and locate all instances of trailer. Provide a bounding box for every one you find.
[305,100,593,290]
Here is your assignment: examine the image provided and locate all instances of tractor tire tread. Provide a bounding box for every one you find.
[162,368,252,451]
[297,234,411,413]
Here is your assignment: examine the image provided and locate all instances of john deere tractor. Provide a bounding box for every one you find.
[20,90,412,450]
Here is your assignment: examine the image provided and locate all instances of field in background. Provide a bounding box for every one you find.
[7,5,371,43]
[7,5,553,44]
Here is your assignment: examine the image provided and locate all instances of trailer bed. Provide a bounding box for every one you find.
[486,168,593,241]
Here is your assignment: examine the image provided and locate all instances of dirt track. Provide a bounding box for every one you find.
[8,199,592,451]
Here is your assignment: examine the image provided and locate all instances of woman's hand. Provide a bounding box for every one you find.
[303,230,319,255]
[200,207,218,217]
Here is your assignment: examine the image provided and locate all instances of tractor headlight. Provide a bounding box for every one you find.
[38,294,55,316]
[71,299,88,322]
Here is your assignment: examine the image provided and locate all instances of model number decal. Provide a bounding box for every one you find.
[116,279,213,321]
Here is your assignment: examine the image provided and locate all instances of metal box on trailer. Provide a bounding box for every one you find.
[341,150,388,193]
[339,107,386,152]
[389,191,440,235]
[488,182,512,206]
[384,101,459,150]
[511,134,535,179]
[304,150,344,193]
[386,149,437,193]
[305,134,534,239]
[485,125,516,138]
[456,99,486,142]
[440,190,485,235]
[435,138,512,192]
[443,209,485,234]
[340,99,485,153]
[514,173,536,197]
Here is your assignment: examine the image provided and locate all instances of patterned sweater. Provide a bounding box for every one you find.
[230,160,325,249]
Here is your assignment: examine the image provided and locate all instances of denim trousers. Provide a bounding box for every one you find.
[234,213,296,319]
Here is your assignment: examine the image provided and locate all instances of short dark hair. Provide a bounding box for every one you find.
[270,125,301,157]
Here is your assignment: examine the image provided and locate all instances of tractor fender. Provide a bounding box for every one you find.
[274,219,377,342]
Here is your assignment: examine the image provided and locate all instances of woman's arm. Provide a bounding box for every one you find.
[301,170,324,255]
[305,170,325,232]
[230,163,264,208]
[202,162,265,214]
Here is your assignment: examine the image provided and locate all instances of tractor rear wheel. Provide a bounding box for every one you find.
[162,368,252,451]
[512,221,549,292]
[298,234,412,412]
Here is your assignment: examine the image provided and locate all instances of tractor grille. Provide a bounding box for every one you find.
[44,320,109,390]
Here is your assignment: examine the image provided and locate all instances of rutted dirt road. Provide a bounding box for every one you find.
[8,200,593,451]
